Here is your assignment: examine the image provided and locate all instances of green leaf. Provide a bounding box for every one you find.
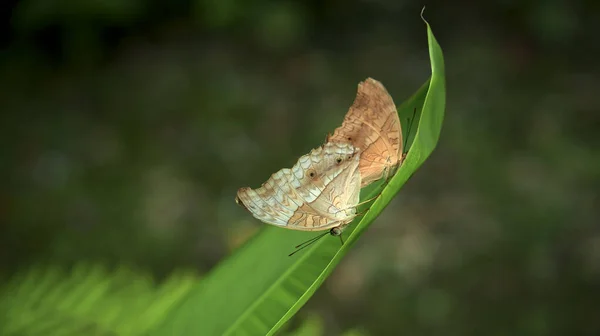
[283,315,324,336]
[155,14,445,336]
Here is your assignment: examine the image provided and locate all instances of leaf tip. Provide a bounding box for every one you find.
[420,6,428,25]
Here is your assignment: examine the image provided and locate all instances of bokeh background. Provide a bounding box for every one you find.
[1,0,599,334]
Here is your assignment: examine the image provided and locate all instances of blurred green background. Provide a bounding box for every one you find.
[1,0,599,334]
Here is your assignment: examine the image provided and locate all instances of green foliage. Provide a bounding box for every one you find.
[153,16,445,336]
[0,264,198,335]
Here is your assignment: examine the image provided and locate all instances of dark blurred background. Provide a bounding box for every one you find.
[1,0,599,334]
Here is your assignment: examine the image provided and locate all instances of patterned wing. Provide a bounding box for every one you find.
[327,78,403,186]
[236,142,361,231]
[286,149,361,230]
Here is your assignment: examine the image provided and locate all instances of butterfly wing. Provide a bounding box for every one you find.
[236,168,300,227]
[328,78,403,186]
[236,142,360,231]
[286,149,361,230]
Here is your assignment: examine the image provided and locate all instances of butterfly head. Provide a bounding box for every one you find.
[329,227,343,236]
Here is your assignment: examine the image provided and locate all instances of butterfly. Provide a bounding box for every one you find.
[236,142,362,240]
[327,78,404,187]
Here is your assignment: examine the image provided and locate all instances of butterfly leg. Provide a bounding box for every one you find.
[355,207,371,217]
[334,196,377,218]
[354,195,379,207]
[366,172,401,207]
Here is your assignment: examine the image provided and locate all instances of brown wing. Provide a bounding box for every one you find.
[236,142,361,231]
[328,78,403,187]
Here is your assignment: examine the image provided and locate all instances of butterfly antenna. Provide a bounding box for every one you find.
[288,243,313,257]
[294,231,328,249]
[288,231,329,257]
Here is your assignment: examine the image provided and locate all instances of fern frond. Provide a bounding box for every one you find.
[0,264,198,336]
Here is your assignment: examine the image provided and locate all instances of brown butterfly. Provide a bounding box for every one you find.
[235,142,362,239]
[327,78,404,187]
